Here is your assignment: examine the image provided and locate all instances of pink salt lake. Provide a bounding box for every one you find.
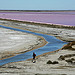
[0,11,75,26]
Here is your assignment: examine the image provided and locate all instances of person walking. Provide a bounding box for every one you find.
[32,52,36,63]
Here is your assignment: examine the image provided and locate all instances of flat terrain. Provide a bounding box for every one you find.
[0,27,44,60]
[0,20,75,75]
[0,11,75,26]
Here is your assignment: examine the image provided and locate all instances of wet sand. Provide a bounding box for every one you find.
[0,20,75,75]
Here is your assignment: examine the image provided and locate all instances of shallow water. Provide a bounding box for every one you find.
[0,11,75,26]
[0,25,67,66]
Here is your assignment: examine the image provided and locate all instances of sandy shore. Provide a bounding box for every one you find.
[0,20,75,75]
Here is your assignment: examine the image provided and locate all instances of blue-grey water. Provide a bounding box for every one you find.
[0,25,67,66]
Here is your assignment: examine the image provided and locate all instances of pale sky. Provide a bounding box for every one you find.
[0,0,75,10]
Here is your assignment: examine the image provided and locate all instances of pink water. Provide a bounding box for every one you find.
[0,12,75,26]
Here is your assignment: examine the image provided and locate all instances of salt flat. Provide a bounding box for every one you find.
[0,20,75,75]
[0,27,43,59]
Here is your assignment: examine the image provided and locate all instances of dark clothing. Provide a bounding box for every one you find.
[33,52,36,59]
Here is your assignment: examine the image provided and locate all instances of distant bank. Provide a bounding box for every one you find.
[0,10,75,12]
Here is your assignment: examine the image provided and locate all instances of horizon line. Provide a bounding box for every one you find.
[0,10,75,12]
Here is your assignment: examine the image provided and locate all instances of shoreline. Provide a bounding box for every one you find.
[0,22,48,60]
[0,18,75,29]
[0,19,74,60]
[0,19,74,42]
[0,25,69,66]
[0,19,75,75]
[0,27,47,60]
